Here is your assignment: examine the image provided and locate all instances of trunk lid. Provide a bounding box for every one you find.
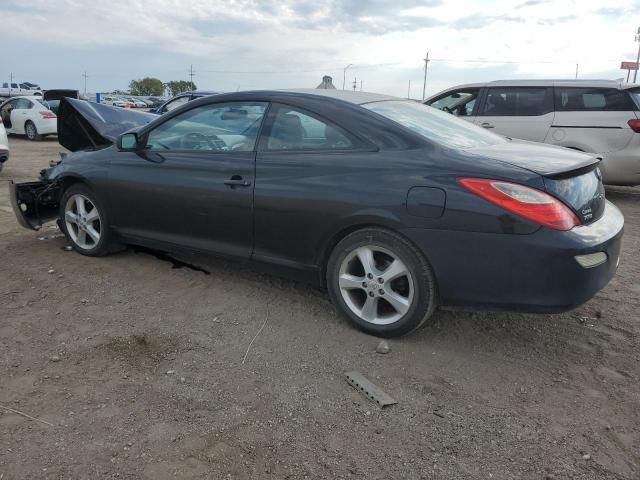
[57,97,155,152]
[469,139,605,225]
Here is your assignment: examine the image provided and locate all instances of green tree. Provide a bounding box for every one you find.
[129,77,164,96]
[167,80,197,96]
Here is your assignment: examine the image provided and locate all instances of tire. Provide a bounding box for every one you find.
[327,228,438,338]
[25,121,41,141]
[59,184,112,256]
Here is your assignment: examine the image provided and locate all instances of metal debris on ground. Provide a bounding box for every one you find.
[345,371,397,408]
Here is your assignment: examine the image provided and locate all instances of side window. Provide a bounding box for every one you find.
[163,96,189,113]
[265,106,354,151]
[428,89,480,117]
[481,87,550,116]
[554,88,637,112]
[14,98,31,109]
[146,102,267,152]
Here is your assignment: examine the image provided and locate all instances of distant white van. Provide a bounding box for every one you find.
[425,80,640,186]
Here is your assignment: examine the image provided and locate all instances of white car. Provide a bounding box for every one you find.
[425,80,640,186]
[0,119,8,172]
[0,82,42,97]
[102,96,131,108]
[0,96,57,141]
[126,98,148,108]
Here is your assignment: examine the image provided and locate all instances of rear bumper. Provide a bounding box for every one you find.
[37,119,57,135]
[600,149,640,186]
[401,200,624,312]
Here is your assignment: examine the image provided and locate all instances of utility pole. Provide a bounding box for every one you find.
[422,51,430,101]
[360,80,363,91]
[634,27,640,83]
[9,72,13,96]
[188,64,195,90]
[82,71,88,96]
[343,64,352,90]
[575,64,579,79]
[407,80,411,99]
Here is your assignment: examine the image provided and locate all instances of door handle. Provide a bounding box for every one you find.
[224,176,251,187]
[481,122,494,129]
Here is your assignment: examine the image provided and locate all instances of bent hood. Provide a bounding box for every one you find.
[58,97,155,152]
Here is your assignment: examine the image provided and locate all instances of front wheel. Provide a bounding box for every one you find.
[327,228,438,337]
[59,185,112,256]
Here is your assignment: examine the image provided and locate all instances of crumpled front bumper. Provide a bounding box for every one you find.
[10,179,61,230]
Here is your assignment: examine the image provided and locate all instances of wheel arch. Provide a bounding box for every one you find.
[317,217,434,289]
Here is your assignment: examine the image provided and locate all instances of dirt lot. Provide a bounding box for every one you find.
[1,137,639,480]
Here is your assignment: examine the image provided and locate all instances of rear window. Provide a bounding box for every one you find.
[363,100,506,149]
[555,88,637,111]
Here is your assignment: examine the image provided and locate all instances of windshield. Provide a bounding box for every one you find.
[363,100,507,149]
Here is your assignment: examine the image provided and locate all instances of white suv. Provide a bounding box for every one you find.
[425,80,640,186]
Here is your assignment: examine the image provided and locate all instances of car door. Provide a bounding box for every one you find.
[474,86,554,142]
[425,87,481,123]
[7,98,32,133]
[0,99,18,130]
[107,100,268,258]
[253,103,373,272]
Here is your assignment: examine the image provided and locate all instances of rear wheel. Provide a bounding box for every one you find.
[59,185,112,256]
[25,121,41,141]
[327,228,437,337]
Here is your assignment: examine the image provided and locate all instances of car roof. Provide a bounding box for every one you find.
[278,89,400,105]
[434,79,640,90]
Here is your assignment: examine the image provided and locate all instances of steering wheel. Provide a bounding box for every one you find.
[442,106,453,114]
[182,132,222,150]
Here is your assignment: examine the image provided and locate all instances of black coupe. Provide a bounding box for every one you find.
[11,90,624,337]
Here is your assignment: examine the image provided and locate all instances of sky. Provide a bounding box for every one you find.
[2,0,640,98]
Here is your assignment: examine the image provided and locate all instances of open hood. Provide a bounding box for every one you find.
[58,97,155,152]
[44,89,79,102]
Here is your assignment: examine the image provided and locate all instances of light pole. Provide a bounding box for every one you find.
[343,64,353,90]
[634,27,640,83]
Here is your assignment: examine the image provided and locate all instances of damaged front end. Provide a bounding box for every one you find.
[11,97,155,231]
[11,171,62,231]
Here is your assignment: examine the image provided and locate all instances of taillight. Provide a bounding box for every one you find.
[457,178,580,231]
[628,119,640,133]
[40,111,56,119]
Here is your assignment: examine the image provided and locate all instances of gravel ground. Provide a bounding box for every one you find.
[1,137,639,480]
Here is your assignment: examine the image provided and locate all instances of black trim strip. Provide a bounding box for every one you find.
[551,125,624,129]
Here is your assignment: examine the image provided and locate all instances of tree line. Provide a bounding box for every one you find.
[128,77,198,96]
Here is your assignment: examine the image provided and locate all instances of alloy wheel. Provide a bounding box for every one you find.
[64,194,102,250]
[338,245,415,325]
[26,123,37,140]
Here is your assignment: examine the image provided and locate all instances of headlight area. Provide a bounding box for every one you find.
[10,179,62,230]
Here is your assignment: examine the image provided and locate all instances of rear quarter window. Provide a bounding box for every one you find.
[554,88,637,111]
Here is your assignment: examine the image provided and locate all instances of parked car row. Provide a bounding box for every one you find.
[101,96,162,108]
[425,79,640,186]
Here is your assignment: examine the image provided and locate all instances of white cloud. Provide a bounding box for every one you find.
[1,0,638,95]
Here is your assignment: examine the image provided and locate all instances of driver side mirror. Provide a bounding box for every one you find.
[118,132,139,150]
